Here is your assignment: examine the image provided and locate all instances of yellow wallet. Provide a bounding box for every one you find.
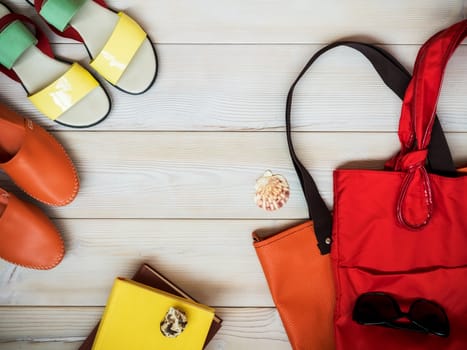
[92,278,215,350]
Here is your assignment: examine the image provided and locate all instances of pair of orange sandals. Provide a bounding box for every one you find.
[0,0,158,269]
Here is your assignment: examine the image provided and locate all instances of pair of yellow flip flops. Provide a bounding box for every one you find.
[0,0,158,127]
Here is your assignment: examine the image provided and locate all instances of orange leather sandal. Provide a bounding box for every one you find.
[0,103,79,206]
[0,188,64,269]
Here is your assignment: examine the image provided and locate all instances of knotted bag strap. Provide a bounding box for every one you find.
[395,20,467,229]
[286,41,456,254]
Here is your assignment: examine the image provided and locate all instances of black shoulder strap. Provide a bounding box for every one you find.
[286,41,455,255]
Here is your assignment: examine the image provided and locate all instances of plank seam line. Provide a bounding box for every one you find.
[49,130,467,134]
[0,338,84,344]
[50,42,467,46]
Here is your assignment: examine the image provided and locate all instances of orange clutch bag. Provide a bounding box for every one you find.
[253,221,335,350]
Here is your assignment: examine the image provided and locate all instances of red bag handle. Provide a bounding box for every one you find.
[395,20,467,229]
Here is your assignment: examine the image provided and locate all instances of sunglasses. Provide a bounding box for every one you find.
[352,292,449,337]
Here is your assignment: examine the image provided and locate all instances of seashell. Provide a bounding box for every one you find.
[255,170,290,211]
[160,307,188,338]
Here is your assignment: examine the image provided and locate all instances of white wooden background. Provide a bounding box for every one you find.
[0,1,466,349]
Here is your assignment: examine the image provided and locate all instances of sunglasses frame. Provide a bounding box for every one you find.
[352,292,450,337]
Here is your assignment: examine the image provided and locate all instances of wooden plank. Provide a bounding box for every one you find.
[1,44,466,132]
[2,132,467,219]
[8,0,464,44]
[0,344,78,350]
[0,219,297,306]
[0,307,291,350]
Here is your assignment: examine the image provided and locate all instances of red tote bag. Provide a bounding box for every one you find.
[254,41,456,350]
[333,20,467,350]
